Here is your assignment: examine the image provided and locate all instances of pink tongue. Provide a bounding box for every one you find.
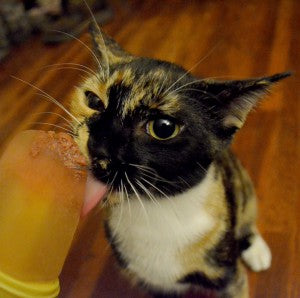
[81,173,108,217]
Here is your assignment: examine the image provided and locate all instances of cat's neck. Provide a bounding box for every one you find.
[108,163,226,244]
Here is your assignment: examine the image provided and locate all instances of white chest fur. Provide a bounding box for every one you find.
[108,165,220,292]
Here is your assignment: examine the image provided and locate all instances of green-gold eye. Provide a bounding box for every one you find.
[146,119,180,140]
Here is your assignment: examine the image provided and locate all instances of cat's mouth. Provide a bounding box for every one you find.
[82,173,108,216]
[81,153,141,216]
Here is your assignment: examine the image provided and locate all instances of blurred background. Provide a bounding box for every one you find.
[0,0,299,297]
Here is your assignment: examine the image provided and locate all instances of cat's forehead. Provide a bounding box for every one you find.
[83,59,191,117]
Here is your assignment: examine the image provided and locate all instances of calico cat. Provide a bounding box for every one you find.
[71,21,290,297]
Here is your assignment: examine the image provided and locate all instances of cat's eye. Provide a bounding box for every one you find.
[146,119,180,140]
[85,91,104,111]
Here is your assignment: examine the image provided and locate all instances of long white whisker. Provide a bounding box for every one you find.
[130,163,177,186]
[43,63,98,77]
[140,177,178,221]
[82,0,110,78]
[125,173,149,223]
[157,72,171,96]
[36,92,83,123]
[168,76,236,97]
[140,176,173,203]
[31,122,75,134]
[33,112,76,129]
[122,178,132,222]
[129,163,157,175]
[129,163,167,182]
[43,66,96,77]
[162,43,221,96]
[168,79,202,95]
[168,80,218,98]
[139,171,178,186]
[107,171,118,199]
[50,29,104,74]
[11,75,81,124]
[136,179,159,206]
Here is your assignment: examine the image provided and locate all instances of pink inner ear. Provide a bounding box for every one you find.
[81,173,108,217]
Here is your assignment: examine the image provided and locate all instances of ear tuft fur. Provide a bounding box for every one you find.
[88,21,133,78]
[88,20,110,78]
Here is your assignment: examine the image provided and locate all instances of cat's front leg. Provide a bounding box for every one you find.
[241,232,271,272]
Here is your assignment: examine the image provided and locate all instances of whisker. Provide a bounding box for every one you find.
[167,79,202,95]
[42,66,96,78]
[50,29,104,75]
[178,176,191,188]
[33,112,76,130]
[129,163,156,172]
[122,178,132,220]
[139,171,178,186]
[162,42,221,96]
[173,88,219,103]
[196,162,208,174]
[130,163,178,186]
[140,177,179,217]
[125,173,149,223]
[82,0,110,78]
[43,63,98,77]
[11,75,81,124]
[129,163,157,175]
[157,72,171,97]
[163,75,239,97]
[136,179,159,206]
[107,171,118,198]
[31,121,75,135]
[140,177,172,202]
[36,92,83,124]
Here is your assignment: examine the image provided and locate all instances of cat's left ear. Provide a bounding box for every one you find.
[201,72,291,138]
[89,20,133,79]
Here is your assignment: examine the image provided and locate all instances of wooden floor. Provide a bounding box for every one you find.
[0,0,299,297]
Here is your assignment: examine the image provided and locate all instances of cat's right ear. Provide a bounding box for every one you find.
[198,72,291,141]
[89,21,132,79]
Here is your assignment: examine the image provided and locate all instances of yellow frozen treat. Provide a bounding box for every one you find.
[0,130,87,297]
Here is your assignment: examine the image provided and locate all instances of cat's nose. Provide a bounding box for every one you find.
[87,136,110,160]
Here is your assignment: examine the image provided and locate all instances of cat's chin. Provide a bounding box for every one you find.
[81,173,108,217]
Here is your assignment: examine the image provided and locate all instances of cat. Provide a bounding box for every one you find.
[71,21,290,298]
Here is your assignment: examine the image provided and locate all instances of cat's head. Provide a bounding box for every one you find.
[71,22,290,204]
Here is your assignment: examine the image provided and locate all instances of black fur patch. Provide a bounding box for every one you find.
[177,232,238,291]
[133,276,182,298]
[238,234,252,252]
[108,82,131,116]
[207,231,238,268]
[104,221,128,269]
[179,270,231,290]
[215,152,238,228]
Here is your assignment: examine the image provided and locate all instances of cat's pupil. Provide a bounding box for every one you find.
[153,119,175,139]
[85,91,104,111]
